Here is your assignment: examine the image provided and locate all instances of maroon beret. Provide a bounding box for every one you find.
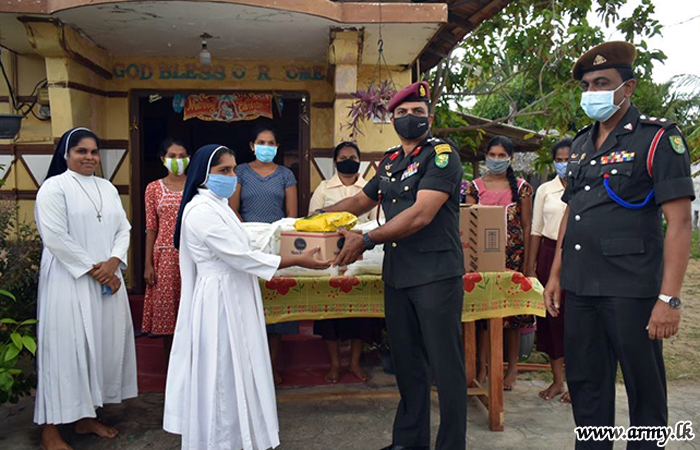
[573,41,636,81]
[387,81,431,113]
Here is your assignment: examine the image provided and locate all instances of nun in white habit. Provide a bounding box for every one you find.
[164,145,328,450]
[34,128,137,450]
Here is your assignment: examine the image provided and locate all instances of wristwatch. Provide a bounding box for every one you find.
[362,232,376,251]
[659,294,682,310]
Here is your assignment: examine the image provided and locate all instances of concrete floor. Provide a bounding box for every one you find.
[1,371,699,450]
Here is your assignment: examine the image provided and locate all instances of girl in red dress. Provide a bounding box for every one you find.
[142,138,190,358]
[464,136,534,391]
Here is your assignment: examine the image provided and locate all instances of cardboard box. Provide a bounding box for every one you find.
[459,205,506,272]
[279,231,345,262]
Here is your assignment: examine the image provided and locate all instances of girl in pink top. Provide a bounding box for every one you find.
[464,136,533,390]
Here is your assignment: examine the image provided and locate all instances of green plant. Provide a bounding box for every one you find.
[0,290,37,404]
[0,198,42,404]
[429,0,680,172]
[0,201,42,320]
[345,80,397,139]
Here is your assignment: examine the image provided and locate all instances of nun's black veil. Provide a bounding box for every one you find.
[45,127,99,181]
[173,144,230,249]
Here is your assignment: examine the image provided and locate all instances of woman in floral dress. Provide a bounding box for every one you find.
[142,138,190,359]
[464,136,533,391]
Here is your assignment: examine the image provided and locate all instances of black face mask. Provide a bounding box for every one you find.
[336,159,360,175]
[393,114,430,140]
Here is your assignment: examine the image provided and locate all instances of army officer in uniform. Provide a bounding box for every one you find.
[544,41,694,449]
[318,81,467,450]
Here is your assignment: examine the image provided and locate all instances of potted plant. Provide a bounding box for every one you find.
[345,80,396,140]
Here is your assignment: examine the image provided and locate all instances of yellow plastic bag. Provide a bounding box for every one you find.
[294,212,357,232]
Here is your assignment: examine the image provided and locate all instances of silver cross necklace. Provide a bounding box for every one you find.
[71,175,104,222]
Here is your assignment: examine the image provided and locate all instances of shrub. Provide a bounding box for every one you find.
[0,290,37,404]
[0,200,42,404]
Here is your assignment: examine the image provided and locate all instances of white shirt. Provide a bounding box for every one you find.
[308,173,379,223]
[531,176,567,241]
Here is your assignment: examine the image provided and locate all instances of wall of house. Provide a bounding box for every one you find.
[0,49,413,287]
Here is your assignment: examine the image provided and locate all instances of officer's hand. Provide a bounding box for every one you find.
[543,277,562,318]
[646,300,681,340]
[333,229,365,267]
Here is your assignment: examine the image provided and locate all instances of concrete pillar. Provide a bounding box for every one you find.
[329,29,362,145]
[22,18,112,138]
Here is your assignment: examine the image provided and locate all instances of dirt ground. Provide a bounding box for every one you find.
[525,258,700,383]
[665,258,700,381]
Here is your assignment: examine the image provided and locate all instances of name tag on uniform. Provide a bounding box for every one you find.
[601,151,635,165]
[401,162,420,181]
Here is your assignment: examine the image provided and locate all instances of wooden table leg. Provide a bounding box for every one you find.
[487,317,504,431]
[463,322,477,387]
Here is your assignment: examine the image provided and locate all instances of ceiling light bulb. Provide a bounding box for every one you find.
[199,40,212,66]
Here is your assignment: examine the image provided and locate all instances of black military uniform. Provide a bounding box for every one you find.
[363,82,466,450]
[562,42,695,450]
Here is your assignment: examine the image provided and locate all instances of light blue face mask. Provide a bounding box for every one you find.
[254,144,277,163]
[205,174,238,199]
[554,161,568,179]
[485,157,511,174]
[580,82,627,122]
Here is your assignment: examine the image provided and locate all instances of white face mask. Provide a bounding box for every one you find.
[580,82,627,122]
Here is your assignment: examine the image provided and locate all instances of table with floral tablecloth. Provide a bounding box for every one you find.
[260,272,545,324]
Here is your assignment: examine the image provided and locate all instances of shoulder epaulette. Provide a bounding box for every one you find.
[638,114,676,129]
[384,145,401,154]
[573,124,593,141]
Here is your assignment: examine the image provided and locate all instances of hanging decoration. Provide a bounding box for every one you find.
[172,94,186,113]
[183,93,273,123]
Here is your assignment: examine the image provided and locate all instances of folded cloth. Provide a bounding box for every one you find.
[274,266,340,278]
[344,251,384,276]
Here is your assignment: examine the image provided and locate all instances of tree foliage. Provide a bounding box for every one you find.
[429,0,699,171]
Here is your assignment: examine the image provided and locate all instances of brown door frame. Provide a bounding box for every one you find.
[129,88,311,295]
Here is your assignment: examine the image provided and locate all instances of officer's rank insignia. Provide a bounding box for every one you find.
[594,54,607,65]
[669,135,686,154]
[419,84,427,97]
[624,123,633,131]
[580,153,587,161]
[435,153,449,168]
[434,144,452,155]
[601,151,635,165]
[401,162,420,181]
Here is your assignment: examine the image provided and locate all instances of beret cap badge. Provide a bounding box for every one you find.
[594,54,607,65]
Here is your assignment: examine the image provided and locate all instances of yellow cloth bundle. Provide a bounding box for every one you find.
[294,212,357,232]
